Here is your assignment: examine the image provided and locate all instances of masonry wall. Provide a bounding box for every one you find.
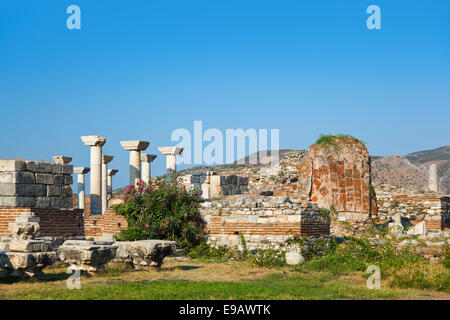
[200,196,330,250]
[0,207,84,237]
[375,184,450,230]
[0,160,73,208]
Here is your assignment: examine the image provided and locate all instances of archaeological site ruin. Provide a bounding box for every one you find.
[0,134,449,276]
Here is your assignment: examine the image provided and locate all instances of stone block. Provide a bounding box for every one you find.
[62,164,73,175]
[64,175,73,185]
[38,162,52,174]
[36,197,52,208]
[0,184,47,197]
[0,160,26,172]
[8,240,49,253]
[54,175,64,185]
[52,164,63,174]
[35,173,54,185]
[0,196,36,207]
[61,197,73,208]
[62,186,73,197]
[47,185,62,197]
[0,172,35,184]
[25,161,39,172]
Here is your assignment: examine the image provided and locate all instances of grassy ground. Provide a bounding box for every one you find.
[1,259,449,300]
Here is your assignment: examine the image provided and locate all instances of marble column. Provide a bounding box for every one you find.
[81,135,106,215]
[102,155,114,213]
[429,163,438,193]
[120,140,149,186]
[73,167,90,211]
[158,147,183,173]
[107,169,119,200]
[140,154,157,184]
[52,156,72,164]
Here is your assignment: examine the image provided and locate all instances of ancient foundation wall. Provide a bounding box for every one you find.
[200,196,330,250]
[0,207,84,237]
[375,184,450,230]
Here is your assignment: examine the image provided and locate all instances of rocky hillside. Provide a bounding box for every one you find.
[371,146,450,194]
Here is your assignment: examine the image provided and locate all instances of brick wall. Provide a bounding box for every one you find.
[201,196,330,250]
[0,207,84,237]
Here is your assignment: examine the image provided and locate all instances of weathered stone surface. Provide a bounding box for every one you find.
[0,196,36,207]
[0,251,57,277]
[298,137,373,221]
[38,162,52,174]
[35,173,54,185]
[52,164,63,174]
[52,156,72,165]
[58,240,118,272]
[285,251,305,265]
[112,240,177,269]
[0,160,26,172]
[0,212,57,277]
[0,172,35,184]
[47,185,62,197]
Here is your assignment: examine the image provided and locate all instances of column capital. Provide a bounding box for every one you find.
[102,155,114,164]
[120,140,149,151]
[53,156,72,164]
[73,167,90,174]
[158,146,183,156]
[108,169,119,176]
[81,135,106,146]
[141,154,157,163]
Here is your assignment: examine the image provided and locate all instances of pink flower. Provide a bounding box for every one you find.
[145,224,149,228]
[144,188,148,191]
[184,213,187,217]
[132,196,135,200]
[129,185,133,189]
[126,189,130,193]
[136,181,140,186]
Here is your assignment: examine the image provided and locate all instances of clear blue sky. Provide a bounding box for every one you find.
[1,0,449,191]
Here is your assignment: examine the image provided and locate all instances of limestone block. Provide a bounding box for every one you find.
[62,185,73,197]
[9,212,40,239]
[0,160,26,172]
[64,175,73,185]
[0,251,57,277]
[58,240,118,272]
[0,196,36,207]
[52,164,63,174]
[52,156,72,165]
[62,165,73,175]
[112,240,177,269]
[37,162,52,174]
[8,239,49,253]
[285,251,305,265]
[60,197,73,208]
[53,175,64,185]
[47,185,62,197]
[0,172,35,184]
[35,173,54,185]
[25,161,39,172]
[36,197,52,208]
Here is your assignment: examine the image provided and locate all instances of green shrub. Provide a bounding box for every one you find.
[315,134,365,149]
[113,175,205,249]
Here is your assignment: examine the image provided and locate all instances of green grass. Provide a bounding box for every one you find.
[0,270,434,300]
[314,134,365,149]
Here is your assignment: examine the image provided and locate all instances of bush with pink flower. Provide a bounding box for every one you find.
[113,175,205,249]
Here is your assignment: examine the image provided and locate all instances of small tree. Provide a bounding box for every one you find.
[113,175,205,249]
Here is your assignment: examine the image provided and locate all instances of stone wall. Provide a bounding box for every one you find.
[297,138,374,222]
[0,160,73,208]
[200,196,330,250]
[374,184,450,230]
[181,172,249,199]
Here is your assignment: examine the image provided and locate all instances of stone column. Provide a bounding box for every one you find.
[120,141,149,186]
[52,156,72,164]
[158,147,183,173]
[102,155,114,213]
[107,169,119,200]
[81,136,106,215]
[73,167,90,211]
[140,154,157,184]
[429,163,438,193]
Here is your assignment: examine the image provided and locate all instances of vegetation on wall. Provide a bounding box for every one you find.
[315,134,365,149]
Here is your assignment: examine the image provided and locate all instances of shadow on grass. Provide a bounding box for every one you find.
[0,271,69,284]
[161,265,203,271]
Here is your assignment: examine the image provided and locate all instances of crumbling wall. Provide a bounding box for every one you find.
[375,184,450,230]
[297,138,373,222]
[200,196,330,250]
[0,160,73,208]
